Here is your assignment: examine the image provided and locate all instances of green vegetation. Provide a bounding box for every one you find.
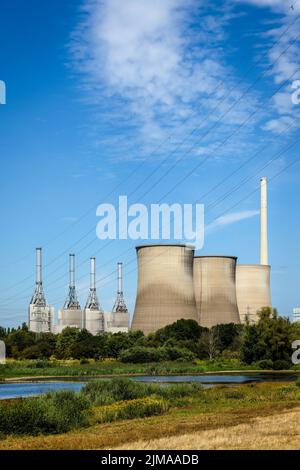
[0,378,202,436]
[0,390,90,436]
[1,308,299,373]
[1,378,300,441]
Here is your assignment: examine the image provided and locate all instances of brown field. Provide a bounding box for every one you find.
[116,407,300,450]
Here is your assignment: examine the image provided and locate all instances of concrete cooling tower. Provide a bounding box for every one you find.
[194,256,240,328]
[131,244,198,335]
[236,264,271,323]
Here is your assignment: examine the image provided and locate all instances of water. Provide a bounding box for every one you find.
[133,373,298,384]
[0,381,86,400]
[0,373,298,399]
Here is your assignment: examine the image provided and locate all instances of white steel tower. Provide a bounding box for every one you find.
[84,257,104,335]
[28,248,53,332]
[112,262,128,313]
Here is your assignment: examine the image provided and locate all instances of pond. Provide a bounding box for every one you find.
[0,373,298,400]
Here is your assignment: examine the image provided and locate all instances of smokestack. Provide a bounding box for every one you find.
[112,262,128,313]
[260,177,268,265]
[69,254,75,288]
[117,262,123,294]
[64,254,81,310]
[90,257,96,291]
[36,247,42,285]
[85,257,101,311]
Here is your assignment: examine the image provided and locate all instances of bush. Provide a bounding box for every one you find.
[0,390,90,436]
[95,397,169,423]
[119,346,195,363]
[119,346,167,363]
[257,359,274,370]
[272,359,291,370]
[81,378,147,405]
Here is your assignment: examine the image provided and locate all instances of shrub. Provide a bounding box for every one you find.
[95,397,169,423]
[164,346,195,362]
[272,359,291,370]
[223,390,245,400]
[119,346,195,363]
[0,390,90,436]
[257,359,274,370]
[119,346,167,363]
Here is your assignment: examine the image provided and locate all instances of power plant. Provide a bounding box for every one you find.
[28,176,272,335]
[131,244,198,335]
[131,176,272,333]
[58,254,83,330]
[28,248,54,333]
[83,257,104,335]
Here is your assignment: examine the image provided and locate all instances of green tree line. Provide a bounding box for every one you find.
[1,308,299,368]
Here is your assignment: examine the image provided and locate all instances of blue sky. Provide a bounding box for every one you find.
[0,0,300,327]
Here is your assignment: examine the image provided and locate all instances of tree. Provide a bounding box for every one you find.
[241,307,293,364]
[201,328,219,360]
[154,319,206,343]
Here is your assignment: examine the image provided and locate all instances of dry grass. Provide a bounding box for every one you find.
[116,407,300,450]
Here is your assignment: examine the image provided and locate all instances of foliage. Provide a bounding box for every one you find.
[241,308,293,366]
[95,397,168,423]
[119,346,195,363]
[0,390,90,436]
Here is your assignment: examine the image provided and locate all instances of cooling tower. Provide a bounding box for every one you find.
[194,256,240,328]
[131,244,198,335]
[236,264,271,323]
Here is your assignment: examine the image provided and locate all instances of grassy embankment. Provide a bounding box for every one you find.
[1,358,300,380]
[0,378,300,450]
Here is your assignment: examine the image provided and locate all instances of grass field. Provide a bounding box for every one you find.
[2,358,300,381]
[0,382,299,450]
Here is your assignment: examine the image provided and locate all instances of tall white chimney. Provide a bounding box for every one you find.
[260,176,268,265]
[36,247,42,285]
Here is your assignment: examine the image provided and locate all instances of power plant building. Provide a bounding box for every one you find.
[194,256,240,328]
[28,248,54,333]
[58,254,83,330]
[131,244,198,335]
[83,257,104,335]
[107,262,130,332]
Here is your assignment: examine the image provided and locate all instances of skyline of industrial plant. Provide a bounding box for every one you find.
[1,0,300,327]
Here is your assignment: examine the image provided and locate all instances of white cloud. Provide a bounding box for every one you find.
[71,0,263,157]
[206,209,259,233]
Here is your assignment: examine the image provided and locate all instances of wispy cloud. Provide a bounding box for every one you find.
[71,0,263,161]
[206,209,259,233]
[238,0,300,134]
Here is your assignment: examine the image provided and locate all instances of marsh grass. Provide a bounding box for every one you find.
[94,397,169,423]
[0,390,90,436]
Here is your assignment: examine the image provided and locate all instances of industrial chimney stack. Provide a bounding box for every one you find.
[64,254,81,309]
[83,257,104,335]
[85,257,101,310]
[112,262,128,313]
[260,176,268,265]
[28,248,53,333]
